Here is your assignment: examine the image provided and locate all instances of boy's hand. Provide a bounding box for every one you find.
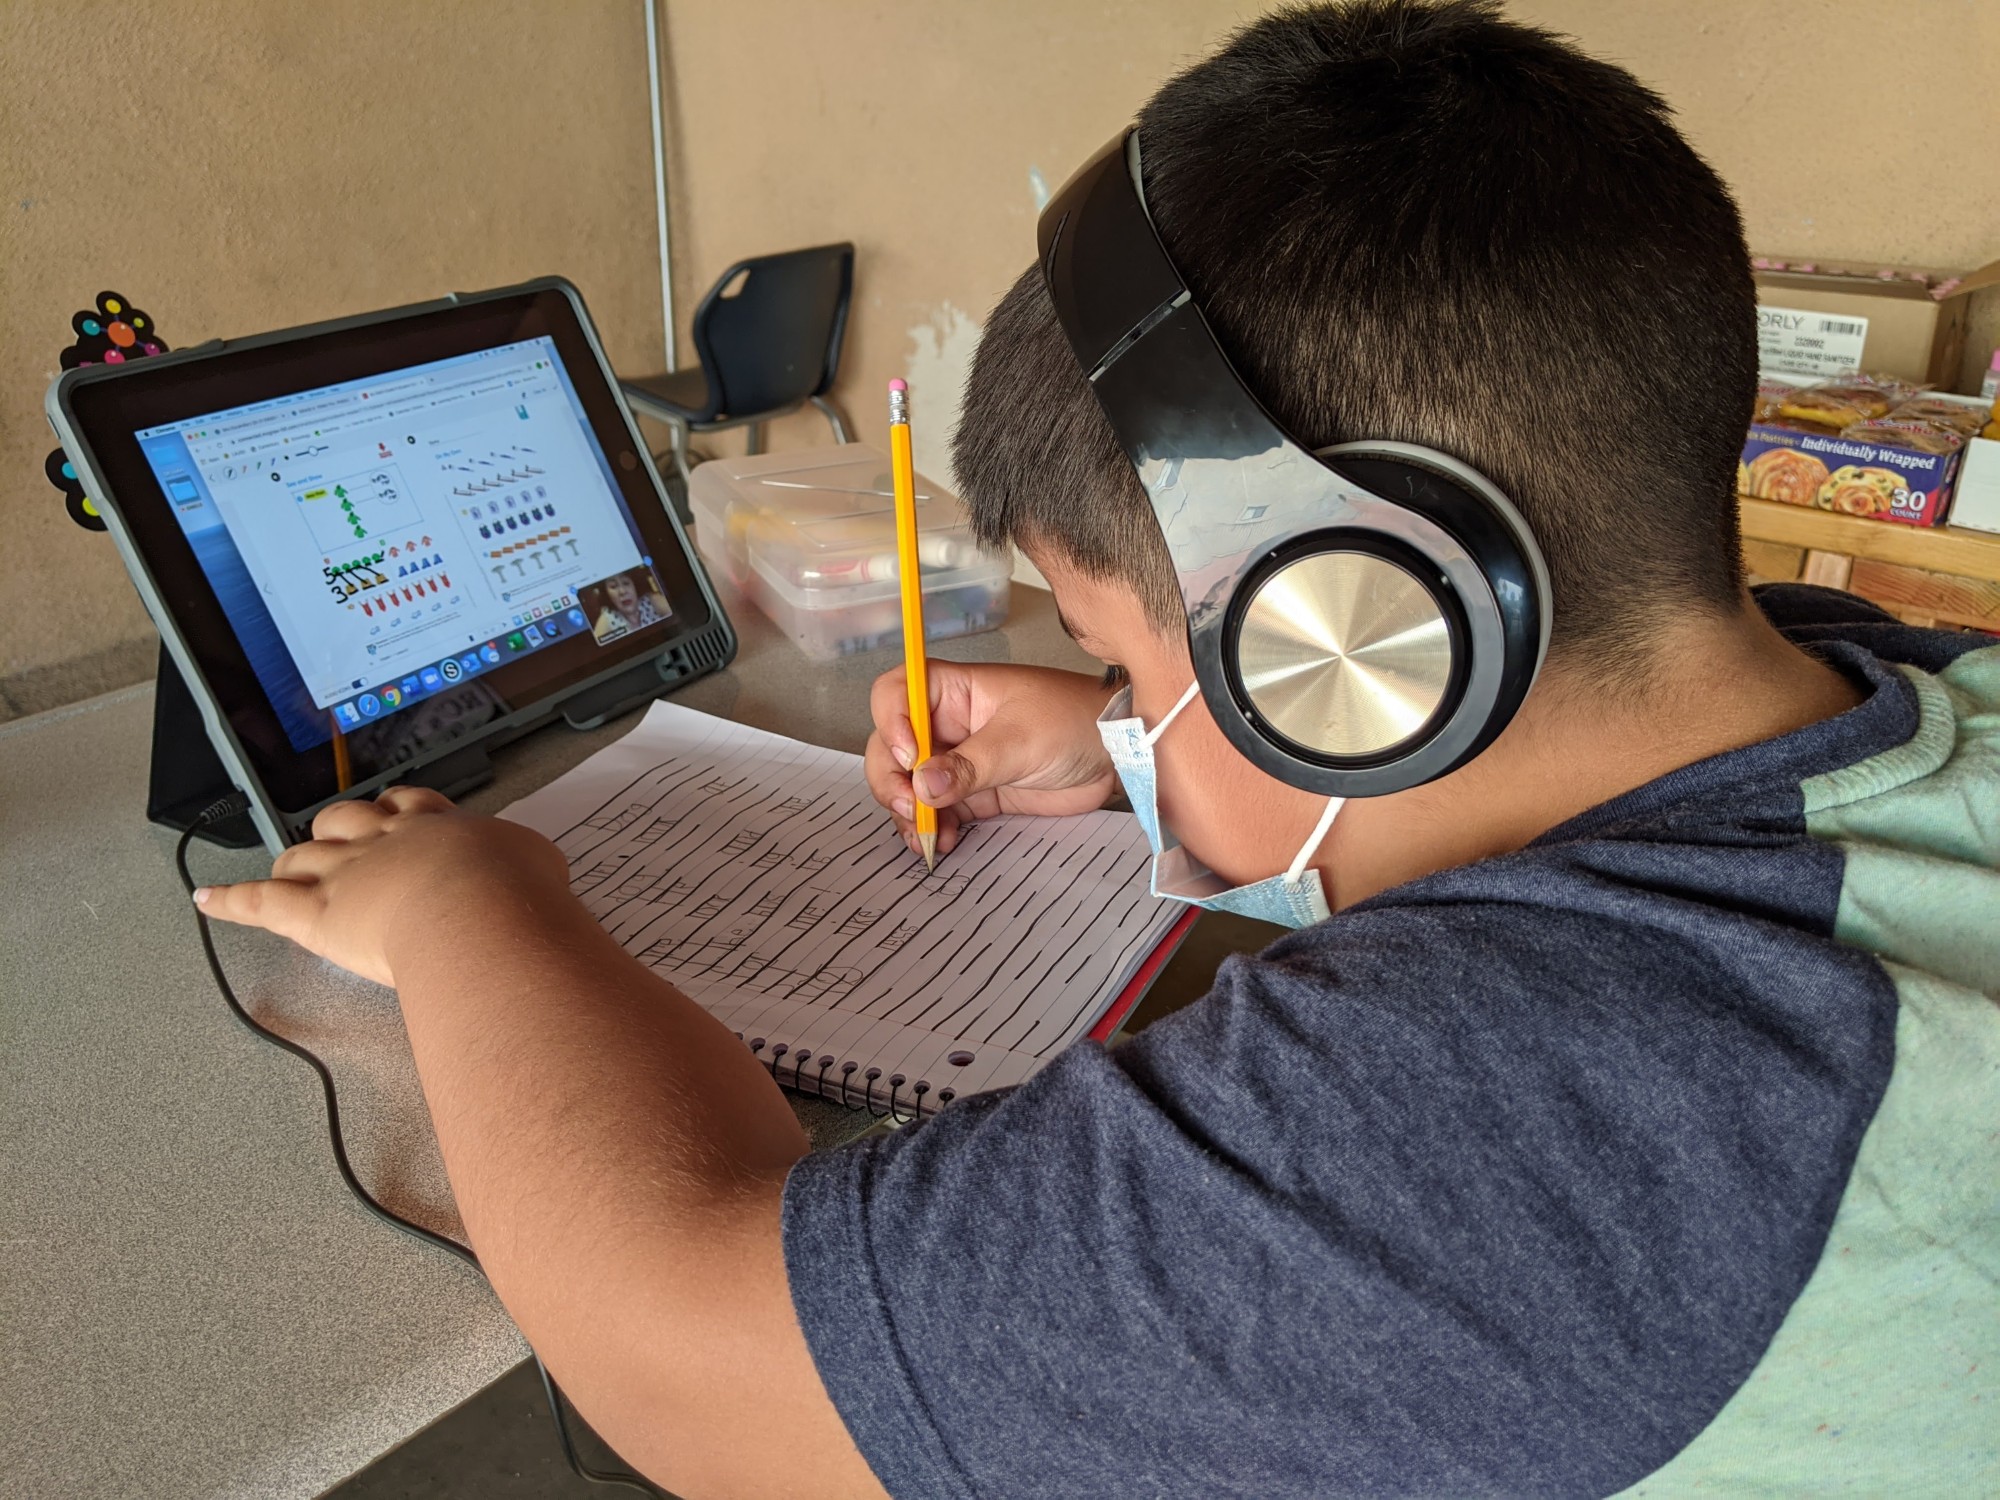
[194,787,572,987]
[865,661,1118,857]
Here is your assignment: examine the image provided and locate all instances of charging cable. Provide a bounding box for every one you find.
[175,794,673,1499]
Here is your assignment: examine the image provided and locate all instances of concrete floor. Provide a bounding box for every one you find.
[326,1360,666,1499]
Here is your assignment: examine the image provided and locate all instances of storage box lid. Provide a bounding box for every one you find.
[1752,255,2000,303]
[688,444,1007,604]
[1751,252,1999,387]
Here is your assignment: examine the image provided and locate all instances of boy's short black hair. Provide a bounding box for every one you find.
[954,0,1757,677]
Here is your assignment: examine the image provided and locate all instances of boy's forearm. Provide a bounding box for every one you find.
[195,791,880,1492]
[382,887,817,1480]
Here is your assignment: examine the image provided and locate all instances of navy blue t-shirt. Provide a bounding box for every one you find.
[783,587,2000,1497]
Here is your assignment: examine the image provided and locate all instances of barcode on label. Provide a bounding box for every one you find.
[1818,318,1866,337]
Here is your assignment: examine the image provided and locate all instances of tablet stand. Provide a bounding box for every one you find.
[147,644,262,849]
[146,646,499,850]
[147,647,502,850]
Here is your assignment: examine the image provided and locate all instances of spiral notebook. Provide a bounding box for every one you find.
[503,700,1194,1119]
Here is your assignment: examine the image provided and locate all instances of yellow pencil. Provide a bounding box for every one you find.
[331,714,353,791]
[888,379,936,870]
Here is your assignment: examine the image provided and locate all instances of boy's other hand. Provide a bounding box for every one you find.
[866,661,1118,857]
[193,787,572,987]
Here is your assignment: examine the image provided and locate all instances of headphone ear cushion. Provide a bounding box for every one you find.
[1318,442,1550,679]
[1303,442,1548,774]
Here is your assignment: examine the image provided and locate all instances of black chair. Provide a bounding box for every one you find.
[621,242,855,491]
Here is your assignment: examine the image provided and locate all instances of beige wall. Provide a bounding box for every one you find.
[1521,0,2000,395]
[663,0,2000,473]
[0,0,665,706]
[5,1,1999,710]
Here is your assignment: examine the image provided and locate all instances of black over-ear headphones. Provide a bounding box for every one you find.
[1039,132,1550,796]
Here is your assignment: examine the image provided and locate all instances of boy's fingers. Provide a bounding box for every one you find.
[312,798,388,842]
[307,783,449,844]
[911,723,1036,810]
[870,660,977,765]
[194,878,321,942]
[867,670,916,755]
[863,734,915,813]
[894,806,963,859]
[376,785,455,816]
[911,752,973,808]
[271,839,343,883]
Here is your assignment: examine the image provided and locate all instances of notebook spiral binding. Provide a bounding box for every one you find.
[740,1033,953,1123]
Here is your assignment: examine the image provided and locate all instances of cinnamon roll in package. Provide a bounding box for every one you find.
[1737,375,1978,526]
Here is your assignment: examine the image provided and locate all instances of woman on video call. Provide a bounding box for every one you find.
[591,569,669,642]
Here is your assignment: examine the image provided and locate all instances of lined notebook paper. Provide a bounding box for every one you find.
[503,701,1184,1117]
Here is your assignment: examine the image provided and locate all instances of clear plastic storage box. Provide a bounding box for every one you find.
[688,445,1011,660]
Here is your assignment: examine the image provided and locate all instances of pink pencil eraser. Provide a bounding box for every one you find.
[888,378,908,393]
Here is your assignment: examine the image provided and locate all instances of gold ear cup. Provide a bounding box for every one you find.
[1235,550,1454,758]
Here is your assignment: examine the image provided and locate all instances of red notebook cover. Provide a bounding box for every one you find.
[1087,907,1200,1044]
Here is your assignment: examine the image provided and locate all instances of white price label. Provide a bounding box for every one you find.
[1757,304,1869,380]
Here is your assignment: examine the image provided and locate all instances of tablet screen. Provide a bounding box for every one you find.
[135,336,670,752]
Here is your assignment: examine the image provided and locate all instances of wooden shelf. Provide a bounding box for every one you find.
[1739,498,2000,581]
[1738,497,2000,632]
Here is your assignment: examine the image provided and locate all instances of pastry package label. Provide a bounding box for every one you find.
[1739,423,1959,526]
[1757,304,1870,381]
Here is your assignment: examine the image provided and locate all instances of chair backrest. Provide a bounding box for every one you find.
[690,242,854,420]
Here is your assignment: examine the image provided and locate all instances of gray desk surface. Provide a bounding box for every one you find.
[1,582,1268,1498]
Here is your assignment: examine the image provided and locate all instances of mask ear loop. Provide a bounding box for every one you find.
[1283,796,1344,887]
[1141,679,1204,749]
[1145,678,1339,889]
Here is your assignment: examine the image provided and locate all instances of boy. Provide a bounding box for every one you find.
[200,3,1999,1495]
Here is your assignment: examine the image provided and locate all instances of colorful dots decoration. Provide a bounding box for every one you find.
[65,292,167,370]
[49,290,173,532]
[46,446,104,531]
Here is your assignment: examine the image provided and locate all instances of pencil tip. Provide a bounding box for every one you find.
[919,832,937,872]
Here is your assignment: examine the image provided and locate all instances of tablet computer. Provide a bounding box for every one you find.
[48,277,736,852]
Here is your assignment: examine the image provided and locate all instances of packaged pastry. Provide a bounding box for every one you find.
[1882,397,1988,439]
[1739,374,1964,526]
[1849,374,1924,403]
[1816,465,1905,517]
[1751,381,1793,424]
[1776,381,1903,429]
[1761,415,1847,439]
[1744,447,1830,506]
[1841,419,1966,456]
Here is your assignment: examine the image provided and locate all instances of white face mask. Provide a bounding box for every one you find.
[1096,682,1340,928]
